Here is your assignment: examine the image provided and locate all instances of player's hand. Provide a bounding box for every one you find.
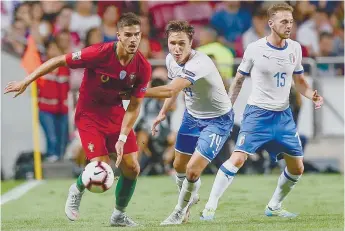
[151,113,166,136]
[4,80,29,98]
[115,140,125,168]
[312,90,323,110]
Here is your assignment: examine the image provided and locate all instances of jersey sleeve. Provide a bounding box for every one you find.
[166,55,173,80]
[237,43,254,76]
[293,43,304,74]
[65,44,107,69]
[180,56,210,85]
[132,60,152,98]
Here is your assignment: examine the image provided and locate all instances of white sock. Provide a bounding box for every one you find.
[175,172,186,192]
[176,178,201,211]
[268,167,302,210]
[205,160,239,210]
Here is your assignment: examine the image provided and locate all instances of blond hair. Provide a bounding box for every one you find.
[267,3,294,19]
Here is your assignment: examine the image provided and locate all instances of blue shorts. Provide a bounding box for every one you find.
[175,110,234,162]
[234,105,303,162]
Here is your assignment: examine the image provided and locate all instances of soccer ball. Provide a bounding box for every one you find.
[82,161,115,193]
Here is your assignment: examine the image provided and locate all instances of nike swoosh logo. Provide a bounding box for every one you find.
[263,55,269,59]
[94,171,104,175]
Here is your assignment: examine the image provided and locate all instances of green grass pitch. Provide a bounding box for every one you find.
[1,174,344,231]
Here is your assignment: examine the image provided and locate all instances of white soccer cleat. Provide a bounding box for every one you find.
[183,194,200,223]
[65,183,84,221]
[200,207,216,221]
[160,208,185,225]
[110,210,138,227]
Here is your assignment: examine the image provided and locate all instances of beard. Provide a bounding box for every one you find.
[272,27,290,39]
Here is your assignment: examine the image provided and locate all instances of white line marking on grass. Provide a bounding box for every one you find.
[1,180,45,205]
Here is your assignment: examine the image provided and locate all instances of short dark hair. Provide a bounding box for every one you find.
[319,32,333,41]
[117,12,141,29]
[267,3,293,19]
[165,20,195,41]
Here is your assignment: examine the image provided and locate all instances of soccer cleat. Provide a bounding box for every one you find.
[183,194,200,223]
[265,205,298,218]
[160,208,185,225]
[65,183,84,221]
[110,210,138,227]
[200,208,216,221]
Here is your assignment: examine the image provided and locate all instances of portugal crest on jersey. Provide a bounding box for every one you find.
[119,70,127,80]
[289,53,295,64]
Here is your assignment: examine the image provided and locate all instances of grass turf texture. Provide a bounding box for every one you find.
[1,174,343,231]
[1,180,25,195]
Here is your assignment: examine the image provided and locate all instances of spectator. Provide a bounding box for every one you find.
[69,1,101,40]
[316,32,343,76]
[297,9,333,57]
[2,19,26,55]
[38,39,70,163]
[85,27,103,47]
[101,5,119,43]
[54,7,81,52]
[210,1,251,47]
[197,26,234,88]
[40,1,65,23]
[138,15,164,59]
[242,9,269,50]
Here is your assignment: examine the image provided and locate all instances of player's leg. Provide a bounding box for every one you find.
[265,108,303,218]
[173,112,200,193]
[65,127,109,221]
[201,105,273,220]
[109,130,140,227]
[265,154,303,218]
[162,111,234,225]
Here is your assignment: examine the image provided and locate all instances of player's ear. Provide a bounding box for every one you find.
[268,19,274,28]
[116,31,121,41]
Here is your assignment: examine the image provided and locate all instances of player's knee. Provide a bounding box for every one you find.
[185,163,201,182]
[173,158,186,173]
[230,151,247,168]
[126,162,140,178]
[288,165,304,175]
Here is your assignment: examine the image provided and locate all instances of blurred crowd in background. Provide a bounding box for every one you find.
[1,1,344,177]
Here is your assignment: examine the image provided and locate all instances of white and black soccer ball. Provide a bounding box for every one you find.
[82,161,115,193]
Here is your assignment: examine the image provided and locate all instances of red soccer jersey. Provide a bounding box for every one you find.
[65,42,151,116]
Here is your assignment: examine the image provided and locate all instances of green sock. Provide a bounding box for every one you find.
[76,173,85,192]
[115,175,137,212]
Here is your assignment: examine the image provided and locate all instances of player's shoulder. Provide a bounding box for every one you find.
[246,37,267,52]
[186,50,213,68]
[286,39,302,49]
[136,50,151,69]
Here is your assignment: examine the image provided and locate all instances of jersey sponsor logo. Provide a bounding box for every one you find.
[101,75,110,83]
[289,53,295,64]
[72,51,81,60]
[119,70,127,80]
[88,142,94,152]
[182,69,196,77]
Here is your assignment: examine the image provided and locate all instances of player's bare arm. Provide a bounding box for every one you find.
[146,77,190,135]
[145,77,191,98]
[4,55,67,97]
[228,72,246,106]
[115,96,143,167]
[293,73,323,109]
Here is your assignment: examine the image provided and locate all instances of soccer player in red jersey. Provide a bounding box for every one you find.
[4,13,151,227]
